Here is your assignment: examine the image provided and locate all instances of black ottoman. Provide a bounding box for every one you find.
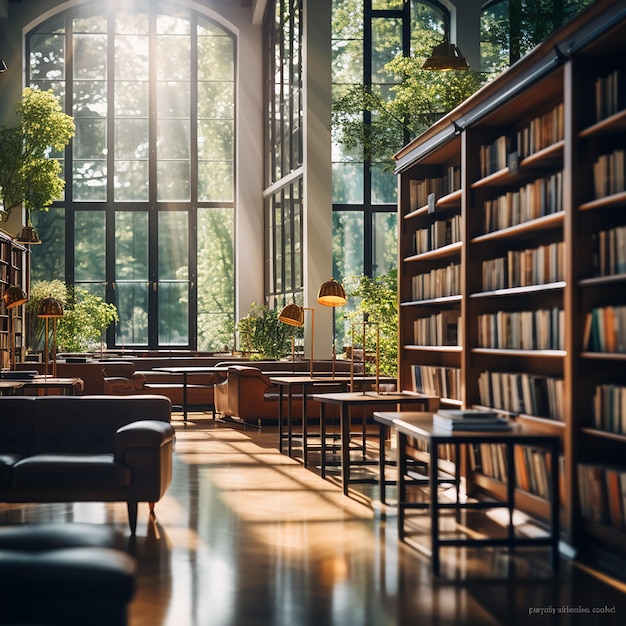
[0,523,136,626]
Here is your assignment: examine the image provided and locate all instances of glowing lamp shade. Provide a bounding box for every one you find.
[422,37,469,71]
[3,286,27,309]
[317,279,347,307]
[278,303,305,327]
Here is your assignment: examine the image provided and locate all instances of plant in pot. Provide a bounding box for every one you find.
[236,302,299,360]
[27,280,119,356]
[0,88,75,232]
[341,270,398,377]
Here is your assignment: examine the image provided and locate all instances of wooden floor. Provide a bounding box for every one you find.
[2,411,625,625]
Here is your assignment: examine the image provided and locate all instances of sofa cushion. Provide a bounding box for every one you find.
[11,454,131,489]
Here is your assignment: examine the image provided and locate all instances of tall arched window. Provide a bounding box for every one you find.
[27,0,236,351]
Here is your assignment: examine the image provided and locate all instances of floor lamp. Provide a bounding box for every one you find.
[278,303,315,377]
[2,286,28,370]
[37,296,64,379]
[317,278,347,379]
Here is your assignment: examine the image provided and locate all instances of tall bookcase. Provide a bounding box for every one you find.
[0,229,28,369]
[395,0,626,574]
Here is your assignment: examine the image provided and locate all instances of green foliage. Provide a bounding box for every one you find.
[0,88,75,217]
[236,303,297,360]
[332,58,485,166]
[27,280,119,353]
[344,270,398,376]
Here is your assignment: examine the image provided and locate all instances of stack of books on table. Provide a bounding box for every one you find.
[433,409,512,431]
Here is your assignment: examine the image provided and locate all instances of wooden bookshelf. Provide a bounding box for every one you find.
[394,0,626,577]
[0,229,28,369]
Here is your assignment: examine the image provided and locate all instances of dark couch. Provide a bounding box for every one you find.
[0,395,175,533]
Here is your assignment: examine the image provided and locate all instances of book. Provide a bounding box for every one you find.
[435,409,500,420]
[433,414,512,431]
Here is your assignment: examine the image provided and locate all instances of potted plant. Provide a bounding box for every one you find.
[341,270,398,377]
[236,302,297,360]
[0,88,75,223]
[27,280,119,355]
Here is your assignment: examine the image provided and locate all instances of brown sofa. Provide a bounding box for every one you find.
[213,362,358,424]
[17,360,220,410]
[0,395,175,533]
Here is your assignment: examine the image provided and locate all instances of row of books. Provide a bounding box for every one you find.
[593,149,625,199]
[412,215,462,255]
[410,263,460,301]
[410,364,460,401]
[592,384,626,435]
[477,308,564,351]
[584,305,626,353]
[413,310,461,347]
[477,370,564,421]
[592,225,626,277]
[595,69,626,123]
[481,241,565,291]
[408,167,461,212]
[483,171,563,233]
[479,135,511,178]
[516,102,564,160]
[578,463,626,531]
[473,443,564,503]
[433,409,511,432]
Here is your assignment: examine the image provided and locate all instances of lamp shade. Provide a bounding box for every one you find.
[37,296,64,318]
[16,225,42,245]
[278,303,304,327]
[422,37,469,71]
[3,286,28,309]
[317,278,347,307]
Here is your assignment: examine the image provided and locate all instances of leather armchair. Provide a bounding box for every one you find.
[214,365,339,424]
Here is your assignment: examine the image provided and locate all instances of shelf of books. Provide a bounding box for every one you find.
[569,15,626,568]
[0,230,27,370]
[394,0,626,575]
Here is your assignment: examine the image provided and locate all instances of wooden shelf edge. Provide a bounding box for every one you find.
[579,191,626,211]
[470,281,566,298]
[471,212,565,243]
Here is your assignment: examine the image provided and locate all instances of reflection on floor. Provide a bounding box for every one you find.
[1,411,625,625]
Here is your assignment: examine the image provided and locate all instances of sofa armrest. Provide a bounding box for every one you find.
[131,372,147,389]
[105,377,137,394]
[114,420,175,461]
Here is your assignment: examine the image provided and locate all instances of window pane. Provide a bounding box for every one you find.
[157,81,190,117]
[157,119,190,159]
[73,33,107,80]
[114,160,149,201]
[371,163,397,204]
[332,211,364,282]
[198,120,233,160]
[74,119,106,159]
[372,211,397,276]
[115,81,149,117]
[372,18,402,84]
[198,161,233,202]
[158,283,188,345]
[332,163,363,204]
[115,211,148,280]
[73,160,107,201]
[115,35,149,80]
[75,211,106,281]
[116,283,149,345]
[115,211,149,346]
[198,82,234,119]
[197,207,235,351]
[197,34,234,81]
[29,208,65,283]
[159,212,188,280]
[157,160,190,201]
[115,119,149,158]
